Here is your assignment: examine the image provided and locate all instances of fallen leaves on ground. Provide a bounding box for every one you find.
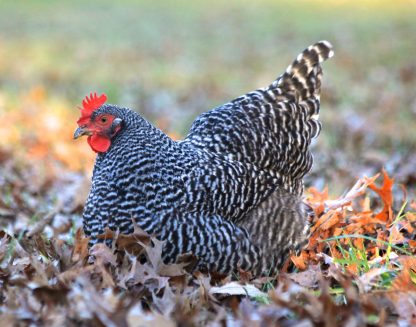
[1,149,416,326]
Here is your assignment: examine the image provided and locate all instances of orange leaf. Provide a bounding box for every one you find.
[402,212,416,233]
[353,237,364,250]
[329,245,343,259]
[388,257,416,323]
[307,186,328,202]
[391,256,416,292]
[346,263,358,275]
[306,187,328,215]
[291,251,308,270]
[368,169,394,223]
[350,211,379,233]
[71,228,90,263]
[310,210,342,233]
[389,225,407,244]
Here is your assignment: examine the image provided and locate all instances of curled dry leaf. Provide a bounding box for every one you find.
[89,243,117,266]
[71,228,89,262]
[143,238,188,277]
[368,169,394,223]
[287,265,321,288]
[209,282,266,298]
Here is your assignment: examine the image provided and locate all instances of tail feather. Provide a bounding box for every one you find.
[269,40,334,105]
[267,41,333,139]
[185,41,333,190]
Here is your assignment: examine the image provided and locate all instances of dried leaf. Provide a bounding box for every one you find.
[291,251,308,270]
[71,228,89,262]
[287,265,321,288]
[89,243,116,266]
[0,234,10,262]
[368,169,394,223]
[32,285,69,307]
[143,239,187,276]
[209,282,266,298]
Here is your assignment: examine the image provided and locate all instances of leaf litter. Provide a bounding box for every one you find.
[1,151,416,326]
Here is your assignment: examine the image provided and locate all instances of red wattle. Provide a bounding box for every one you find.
[87,134,111,153]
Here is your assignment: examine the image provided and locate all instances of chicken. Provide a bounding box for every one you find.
[74,41,333,275]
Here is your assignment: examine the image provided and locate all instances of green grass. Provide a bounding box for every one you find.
[324,234,412,256]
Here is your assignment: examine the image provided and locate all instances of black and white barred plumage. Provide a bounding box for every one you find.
[81,41,333,275]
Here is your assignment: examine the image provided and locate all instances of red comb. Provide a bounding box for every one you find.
[82,92,107,113]
[77,92,107,125]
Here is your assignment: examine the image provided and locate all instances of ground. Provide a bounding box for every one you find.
[0,1,415,325]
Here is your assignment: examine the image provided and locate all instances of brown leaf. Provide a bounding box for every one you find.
[90,243,117,266]
[287,265,321,288]
[144,239,187,276]
[101,227,152,256]
[0,233,10,263]
[71,228,89,262]
[32,285,69,307]
[357,267,389,293]
[127,302,175,327]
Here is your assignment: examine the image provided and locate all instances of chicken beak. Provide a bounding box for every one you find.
[73,126,92,139]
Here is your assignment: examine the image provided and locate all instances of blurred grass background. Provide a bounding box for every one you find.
[0,0,415,194]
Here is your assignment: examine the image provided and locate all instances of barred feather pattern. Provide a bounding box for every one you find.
[82,41,333,275]
[186,41,334,194]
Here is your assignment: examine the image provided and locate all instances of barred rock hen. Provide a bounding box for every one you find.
[74,41,333,275]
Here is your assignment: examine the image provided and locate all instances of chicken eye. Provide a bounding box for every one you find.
[100,116,108,124]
